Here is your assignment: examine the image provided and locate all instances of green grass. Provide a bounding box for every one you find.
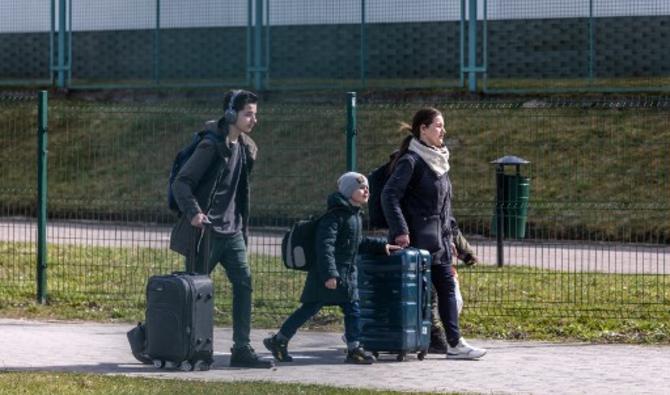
[1,241,668,343]
[2,97,669,241]
[483,76,670,92]
[0,372,440,395]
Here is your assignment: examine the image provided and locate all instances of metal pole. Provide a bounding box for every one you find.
[360,0,367,88]
[346,92,357,172]
[50,0,55,86]
[482,0,488,89]
[66,0,72,88]
[67,0,72,86]
[154,0,161,84]
[588,0,594,82]
[37,91,48,304]
[57,0,66,88]
[254,0,264,90]
[459,0,465,88]
[467,0,477,92]
[495,164,504,267]
[246,0,252,86]
[265,0,271,86]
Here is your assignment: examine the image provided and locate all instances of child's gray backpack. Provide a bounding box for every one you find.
[281,209,338,271]
[281,218,320,271]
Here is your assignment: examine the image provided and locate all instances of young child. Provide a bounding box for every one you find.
[264,172,399,364]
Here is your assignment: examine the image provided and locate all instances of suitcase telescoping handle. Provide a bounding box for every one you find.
[186,220,213,274]
[198,220,213,274]
[420,255,431,318]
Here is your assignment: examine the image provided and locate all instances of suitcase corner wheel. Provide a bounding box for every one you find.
[417,350,426,361]
[152,359,211,371]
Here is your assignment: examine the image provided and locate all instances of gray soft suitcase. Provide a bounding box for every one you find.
[145,225,214,371]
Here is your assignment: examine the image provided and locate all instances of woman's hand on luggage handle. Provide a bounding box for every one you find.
[325,278,337,289]
[385,244,402,255]
[394,234,410,248]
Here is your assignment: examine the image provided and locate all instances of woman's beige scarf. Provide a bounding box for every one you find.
[408,138,450,176]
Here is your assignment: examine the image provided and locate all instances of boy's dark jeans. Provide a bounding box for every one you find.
[279,301,361,344]
[193,231,253,349]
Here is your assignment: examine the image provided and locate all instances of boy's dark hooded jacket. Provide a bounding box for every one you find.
[169,120,257,257]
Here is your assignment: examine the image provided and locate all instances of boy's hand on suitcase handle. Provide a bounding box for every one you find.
[191,213,210,229]
[385,243,402,255]
[325,278,337,289]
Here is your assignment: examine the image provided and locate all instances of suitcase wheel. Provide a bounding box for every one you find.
[178,360,193,372]
[417,351,426,361]
[396,352,407,362]
[194,360,211,371]
[372,351,379,359]
[152,359,165,369]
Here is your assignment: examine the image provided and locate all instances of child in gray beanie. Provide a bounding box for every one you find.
[337,172,369,204]
[264,171,400,364]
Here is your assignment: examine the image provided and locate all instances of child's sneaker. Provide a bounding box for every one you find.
[345,346,376,364]
[263,334,293,362]
[446,337,487,360]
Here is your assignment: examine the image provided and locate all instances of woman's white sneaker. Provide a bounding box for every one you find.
[446,337,487,360]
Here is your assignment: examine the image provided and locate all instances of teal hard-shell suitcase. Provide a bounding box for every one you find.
[357,248,432,361]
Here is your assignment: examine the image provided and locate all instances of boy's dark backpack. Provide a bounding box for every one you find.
[168,130,222,213]
[281,209,338,271]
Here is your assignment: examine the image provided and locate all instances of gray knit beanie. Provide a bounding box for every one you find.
[337,172,369,199]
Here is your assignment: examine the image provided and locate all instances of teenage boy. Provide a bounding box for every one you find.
[170,89,273,368]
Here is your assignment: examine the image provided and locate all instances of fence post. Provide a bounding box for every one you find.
[459,0,465,88]
[153,0,161,84]
[253,0,265,90]
[55,0,67,88]
[467,0,477,92]
[346,92,357,171]
[360,0,367,88]
[588,0,594,82]
[37,91,49,304]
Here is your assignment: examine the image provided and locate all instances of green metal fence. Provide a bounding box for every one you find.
[482,0,670,93]
[3,1,669,93]
[0,92,669,324]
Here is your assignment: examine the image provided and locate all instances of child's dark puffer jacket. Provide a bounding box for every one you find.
[300,192,386,305]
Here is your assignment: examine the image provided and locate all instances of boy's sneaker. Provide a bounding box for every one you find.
[263,334,293,362]
[229,345,275,368]
[345,346,376,364]
[446,337,487,360]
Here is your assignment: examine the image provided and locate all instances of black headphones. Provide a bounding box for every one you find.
[224,90,242,124]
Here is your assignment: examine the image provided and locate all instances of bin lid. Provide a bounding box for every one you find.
[490,155,530,165]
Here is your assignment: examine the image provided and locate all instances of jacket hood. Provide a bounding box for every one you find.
[327,192,359,213]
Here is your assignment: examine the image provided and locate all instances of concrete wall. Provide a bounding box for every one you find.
[1,16,668,83]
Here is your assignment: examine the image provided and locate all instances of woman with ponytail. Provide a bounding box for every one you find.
[381,108,486,360]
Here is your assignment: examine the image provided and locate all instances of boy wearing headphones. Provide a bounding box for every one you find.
[170,89,273,368]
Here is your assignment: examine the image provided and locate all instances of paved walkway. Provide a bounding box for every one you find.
[1,318,668,394]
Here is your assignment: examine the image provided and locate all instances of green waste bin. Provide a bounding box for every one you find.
[490,155,530,240]
[491,174,530,239]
